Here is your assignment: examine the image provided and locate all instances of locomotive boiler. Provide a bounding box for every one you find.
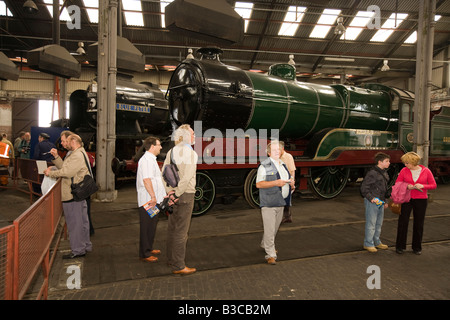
[166,48,450,214]
[168,48,397,139]
[69,76,171,178]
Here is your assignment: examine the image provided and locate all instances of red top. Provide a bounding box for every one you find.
[395,165,437,199]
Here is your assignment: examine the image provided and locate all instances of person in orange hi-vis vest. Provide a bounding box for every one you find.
[0,141,11,186]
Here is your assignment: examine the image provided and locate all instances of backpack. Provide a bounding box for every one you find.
[162,149,180,188]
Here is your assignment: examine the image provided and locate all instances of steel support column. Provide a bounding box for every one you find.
[96,0,118,201]
[414,0,436,166]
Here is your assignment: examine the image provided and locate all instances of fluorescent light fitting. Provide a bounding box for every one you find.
[324,57,355,62]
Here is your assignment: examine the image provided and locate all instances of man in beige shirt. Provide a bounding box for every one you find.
[280,141,296,223]
[44,134,92,259]
[163,124,198,275]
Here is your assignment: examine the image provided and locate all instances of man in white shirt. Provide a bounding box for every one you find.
[136,136,166,262]
[256,141,294,265]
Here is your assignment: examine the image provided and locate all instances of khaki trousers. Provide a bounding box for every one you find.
[260,206,284,260]
[166,192,195,271]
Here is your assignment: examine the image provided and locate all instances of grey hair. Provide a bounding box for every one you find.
[173,124,192,145]
[266,140,280,155]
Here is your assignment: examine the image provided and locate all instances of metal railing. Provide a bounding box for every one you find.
[0,159,64,300]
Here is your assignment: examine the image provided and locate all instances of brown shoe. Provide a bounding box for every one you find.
[266,257,277,265]
[172,267,196,275]
[150,249,161,255]
[140,256,158,262]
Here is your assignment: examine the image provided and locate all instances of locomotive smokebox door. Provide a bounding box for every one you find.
[167,47,253,131]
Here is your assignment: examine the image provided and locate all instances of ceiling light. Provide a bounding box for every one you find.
[334,16,346,35]
[381,59,390,71]
[324,57,355,62]
[76,42,86,55]
[288,54,295,65]
[186,48,194,59]
[23,0,38,14]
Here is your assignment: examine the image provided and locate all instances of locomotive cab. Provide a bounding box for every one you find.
[361,84,414,153]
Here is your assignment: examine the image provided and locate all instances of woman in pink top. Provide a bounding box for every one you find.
[395,152,437,255]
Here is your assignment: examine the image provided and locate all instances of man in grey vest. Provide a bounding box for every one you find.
[256,141,294,265]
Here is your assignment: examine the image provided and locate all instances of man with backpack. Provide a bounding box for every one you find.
[360,152,391,253]
[163,124,198,275]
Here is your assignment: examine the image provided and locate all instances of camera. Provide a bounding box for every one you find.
[157,196,174,214]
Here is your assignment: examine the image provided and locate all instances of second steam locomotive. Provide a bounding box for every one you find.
[69,48,450,215]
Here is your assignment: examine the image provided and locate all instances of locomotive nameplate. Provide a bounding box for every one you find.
[355,129,381,136]
[116,103,151,113]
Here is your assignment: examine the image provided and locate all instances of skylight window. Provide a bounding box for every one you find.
[234,2,254,33]
[404,15,441,44]
[404,32,417,44]
[278,6,307,37]
[43,0,71,21]
[160,0,175,28]
[309,9,341,39]
[370,13,408,42]
[83,0,98,23]
[122,0,144,27]
[341,11,375,40]
[0,0,13,16]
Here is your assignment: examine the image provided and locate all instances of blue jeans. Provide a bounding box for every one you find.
[364,198,384,247]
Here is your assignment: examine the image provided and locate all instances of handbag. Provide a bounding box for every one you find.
[388,200,401,215]
[162,149,180,188]
[71,152,98,201]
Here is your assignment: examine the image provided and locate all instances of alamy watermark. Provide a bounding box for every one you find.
[366,265,381,290]
[366,5,382,30]
[66,265,81,289]
[65,4,383,31]
[192,121,279,165]
[66,5,81,30]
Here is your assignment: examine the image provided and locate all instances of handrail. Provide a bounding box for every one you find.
[0,177,64,300]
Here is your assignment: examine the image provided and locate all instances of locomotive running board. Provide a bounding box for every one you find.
[309,128,398,161]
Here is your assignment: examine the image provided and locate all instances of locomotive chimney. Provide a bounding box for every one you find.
[197,47,223,62]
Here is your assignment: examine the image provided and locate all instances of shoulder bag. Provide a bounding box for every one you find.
[162,149,180,188]
[71,151,99,201]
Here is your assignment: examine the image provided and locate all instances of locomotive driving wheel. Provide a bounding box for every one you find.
[308,166,350,199]
[244,169,260,209]
[192,172,216,216]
